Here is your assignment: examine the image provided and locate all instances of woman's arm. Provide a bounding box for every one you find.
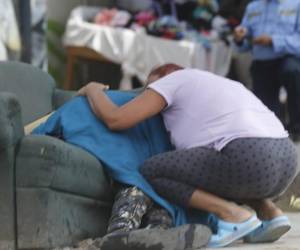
[79,82,167,131]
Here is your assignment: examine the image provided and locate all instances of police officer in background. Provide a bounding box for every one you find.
[234,0,300,141]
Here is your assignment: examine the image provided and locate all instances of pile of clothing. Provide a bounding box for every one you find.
[92,0,249,48]
[94,8,131,27]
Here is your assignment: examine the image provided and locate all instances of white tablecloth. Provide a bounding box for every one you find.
[63,6,232,88]
[0,0,21,61]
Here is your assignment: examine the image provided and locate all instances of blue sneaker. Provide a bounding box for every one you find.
[244,215,291,243]
[208,214,262,248]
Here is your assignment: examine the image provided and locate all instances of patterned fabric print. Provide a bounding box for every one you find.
[107,186,153,234]
[141,205,173,230]
[141,138,298,206]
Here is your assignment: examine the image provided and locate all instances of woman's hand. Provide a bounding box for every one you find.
[78,82,109,96]
[77,86,87,96]
[234,26,248,43]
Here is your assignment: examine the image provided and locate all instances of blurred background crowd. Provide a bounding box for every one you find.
[0,0,252,89]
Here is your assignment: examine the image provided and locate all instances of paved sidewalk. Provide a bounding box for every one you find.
[205,212,300,250]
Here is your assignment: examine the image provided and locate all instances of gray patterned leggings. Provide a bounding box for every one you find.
[140,138,298,207]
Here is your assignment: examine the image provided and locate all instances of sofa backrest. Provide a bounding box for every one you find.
[0,62,55,125]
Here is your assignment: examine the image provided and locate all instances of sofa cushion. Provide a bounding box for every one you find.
[16,135,113,201]
[0,62,55,125]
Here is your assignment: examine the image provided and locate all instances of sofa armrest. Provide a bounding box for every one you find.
[52,89,76,109]
[0,92,24,149]
[0,92,24,250]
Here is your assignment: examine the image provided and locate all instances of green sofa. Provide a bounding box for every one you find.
[0,62,114,250]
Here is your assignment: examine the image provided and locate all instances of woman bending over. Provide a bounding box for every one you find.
[78,64,298,247]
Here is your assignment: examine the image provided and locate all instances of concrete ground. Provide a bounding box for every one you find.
[205,212,300,250]
[57,213,300,250]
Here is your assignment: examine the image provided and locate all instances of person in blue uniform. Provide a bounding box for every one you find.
[234,0,300,140]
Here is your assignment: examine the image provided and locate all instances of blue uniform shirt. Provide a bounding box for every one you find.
[236,0,300,60]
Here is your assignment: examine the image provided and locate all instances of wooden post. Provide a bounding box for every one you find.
[64,46,113,90]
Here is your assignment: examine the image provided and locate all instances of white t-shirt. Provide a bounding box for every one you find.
[148,69,288,151]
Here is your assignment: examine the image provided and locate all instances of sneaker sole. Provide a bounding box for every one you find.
[244,222,291,243]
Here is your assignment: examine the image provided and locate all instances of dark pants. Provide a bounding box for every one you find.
[251,56,300,133]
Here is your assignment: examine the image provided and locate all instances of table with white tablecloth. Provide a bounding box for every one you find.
[63,6,233,89]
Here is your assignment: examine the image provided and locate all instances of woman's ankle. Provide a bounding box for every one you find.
[217,203,253,223]
[258,200,283,220]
